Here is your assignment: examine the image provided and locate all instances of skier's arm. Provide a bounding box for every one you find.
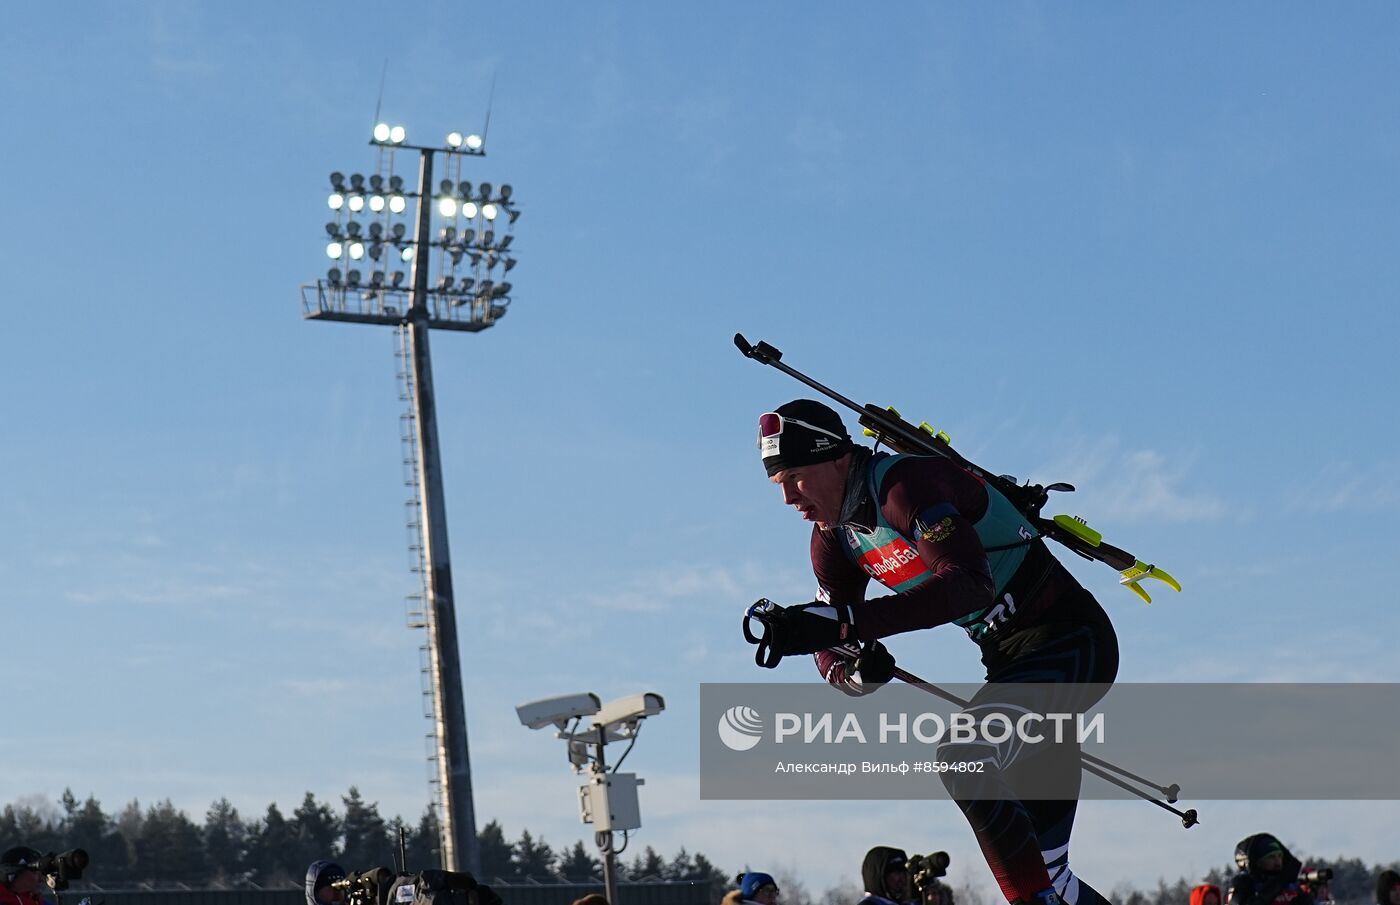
[847,457,995,642]
[809,527,874,692]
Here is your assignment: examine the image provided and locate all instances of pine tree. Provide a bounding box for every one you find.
[245,802,298,886]
[135,800,206,884]
[111,799,145,883]
[340,787,390,870]
[405,808,440,872]
[289,792,343,870]
[0,801,61,854]
[203,798,248,885]
[558,841,600,883]
[59,791,126,884]
[476,820,514,882]
[511,830,556,880]
[666,848,696,881]
[629,846,666,881]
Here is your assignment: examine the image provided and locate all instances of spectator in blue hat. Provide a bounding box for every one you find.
[738,872,780,905]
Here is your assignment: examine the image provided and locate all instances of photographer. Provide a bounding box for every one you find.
[909,854,953,905]
[858,848,910,905]
[1227,834,1313,905]
[1374,871,1399,905]
[306,861,348,905]
[1,848,48,905]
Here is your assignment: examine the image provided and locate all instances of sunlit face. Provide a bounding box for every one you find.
[770,456,849,529]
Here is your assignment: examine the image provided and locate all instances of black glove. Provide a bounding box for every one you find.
[746,599,856,667]
[852,640,897,686]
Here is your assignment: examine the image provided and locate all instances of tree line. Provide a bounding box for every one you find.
[7,792,1395,905]
[0,790,727,893]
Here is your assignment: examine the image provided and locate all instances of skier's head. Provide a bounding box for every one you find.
[1,847,42,894]
[306,860,347,905]
[760,400,855,528]
[861,847,909,902]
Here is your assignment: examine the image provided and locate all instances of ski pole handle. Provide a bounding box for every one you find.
[743,599,785,669]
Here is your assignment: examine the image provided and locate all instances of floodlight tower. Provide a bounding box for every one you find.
[301,121,523,875]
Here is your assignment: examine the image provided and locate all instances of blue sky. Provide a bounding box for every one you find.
[3,1,1399,897]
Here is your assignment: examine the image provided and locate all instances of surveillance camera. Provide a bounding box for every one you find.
[562,725,629,746]
[516,692,602,731]
[592,692,665,735]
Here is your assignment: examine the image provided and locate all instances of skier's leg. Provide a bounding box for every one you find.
[944,793,1053,904]
[1025,798,1112,905]
[939,615,1118,905]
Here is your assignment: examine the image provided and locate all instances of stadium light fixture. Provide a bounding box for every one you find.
[302,122,525,873]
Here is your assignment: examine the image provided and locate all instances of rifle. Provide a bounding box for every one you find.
[735,333,1180,603]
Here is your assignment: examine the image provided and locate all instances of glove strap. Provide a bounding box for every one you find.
[743,599,786,669]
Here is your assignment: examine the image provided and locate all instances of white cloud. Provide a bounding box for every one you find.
[572,561,812,615]
[1034,437,1227,523]
[577,567,743,614]
[1282,460,1400,513]
[64,578,250,608]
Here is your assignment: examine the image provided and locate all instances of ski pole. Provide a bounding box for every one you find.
[866,650,1189,803]
[881,660,1185,804]
[744,605,1197,828]
[1079,762,1200,828]
[879,661,1197,826]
